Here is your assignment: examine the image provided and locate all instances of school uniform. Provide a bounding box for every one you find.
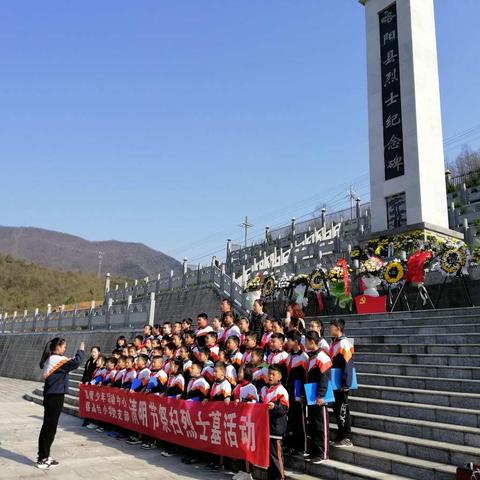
[260,331,273,349]
[102,368,117,386]
[186,377,210,401]
[330,336,354,441]
[147,369,168,394]
[90,367,107,385]
[132,367,151,392]
[166,373,185,397]
[252,365,269,393]
[207,344,220,363]
[201,361,215,384]
[286,349,309,453]
[242,349,254,366]
[306,349,332,460]
[261,383,289,480]
[227,349,243,371]
[112,368,126,388]
[209,379,232,401]
[225,364,238,387]
[267,350,289,386]
[222,325,241,343]
[195,326,213,348]
[233,381,259,403]
[121,367,137,390]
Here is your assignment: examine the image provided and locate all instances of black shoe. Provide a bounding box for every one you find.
[46,457,59,468]
[126,436,142,445]
[35,459,50,470]
[333,438,353,448]
[185,457,199,465]
[82,420,89,427]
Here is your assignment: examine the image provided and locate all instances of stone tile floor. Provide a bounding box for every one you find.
[0,377,231,480]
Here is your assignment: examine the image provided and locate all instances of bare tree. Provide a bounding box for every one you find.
[446,145,480,176]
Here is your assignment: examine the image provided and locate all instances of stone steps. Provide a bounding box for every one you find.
[348,323,480,336]
[334,314,480,328]
[357,372,480,393]
[352,333,480,344]
[306,306,480,322]
[286,457,412,480]
[349,396,480,428]
[338,425,480,466]
[357,343,480,354]
[354,352,480,367]
[347,410,480,448]
[355,384,480,409]
[356,361,480,379]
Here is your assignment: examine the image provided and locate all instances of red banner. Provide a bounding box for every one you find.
[79,384,270,468]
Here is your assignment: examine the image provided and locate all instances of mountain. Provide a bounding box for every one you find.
[0,226,181,279]
[0,253,126,311]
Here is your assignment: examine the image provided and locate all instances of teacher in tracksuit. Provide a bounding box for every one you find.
[37,337,84,470]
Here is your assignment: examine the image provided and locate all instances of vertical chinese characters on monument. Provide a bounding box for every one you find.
[379,3,405,181]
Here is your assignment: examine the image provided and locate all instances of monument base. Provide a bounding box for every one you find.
[363,222,464,243]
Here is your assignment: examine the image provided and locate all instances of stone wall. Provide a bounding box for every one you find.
[0,329,140,382]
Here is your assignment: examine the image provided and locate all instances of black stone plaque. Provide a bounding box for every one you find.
[379,3,405,180]
[386,192,407,229]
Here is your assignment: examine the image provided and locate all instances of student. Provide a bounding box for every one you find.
[225,335,243,371]
[181,362,211,465]
[116,336,127,349]
[304,331,332,463]
[121,356,137,390]
[221,311,241,343]
[211,316,225,340]
[102,357,118,386]
[285,330,308,456]
[251,299,267,339]
[147,356,168,394]
[185,362,210,401]
[181,317,193,333]
[152,324,162,339]
[330,318,354,448]
[198,348,215,384]
[162,322,172,337]
[132,354,151,392]
[251,348,268,392]
[233,366,258,404]
[165,359,185,398]
[177,346,193,384]
[37,338,85,470]
[204,332,220,363]
[308,319,330,355]
[261,365,289,480]
[133,335,144,352]
[232,366,258,480]
[196,313,213,348]
[242,332,258,366]
[111,355,127,388]
[143,324,153,340]
[172,321,183,336]
[89,356,107,385]
[183,330,196,351]
[238,317,250,347]
[260,317,274,349]
[162,342,176,375]
[81,346,100,427]
[267,334,288,384]
[206,362,232,471]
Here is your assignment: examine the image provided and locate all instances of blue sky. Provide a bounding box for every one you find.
[1,1,479,264]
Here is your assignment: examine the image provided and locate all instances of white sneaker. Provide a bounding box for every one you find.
[86,423,97,430]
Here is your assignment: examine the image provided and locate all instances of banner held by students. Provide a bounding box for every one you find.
[79,384,270,468]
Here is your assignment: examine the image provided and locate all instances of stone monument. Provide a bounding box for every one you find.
[359,0,462,239]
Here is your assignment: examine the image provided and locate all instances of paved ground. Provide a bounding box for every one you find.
[0,377,238,480]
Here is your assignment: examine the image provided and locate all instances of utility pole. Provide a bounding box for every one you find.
[346,185,357,220]
[97,251,104,278]
[239,216,253,249]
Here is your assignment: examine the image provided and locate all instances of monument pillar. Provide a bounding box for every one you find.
[360,0,460,238]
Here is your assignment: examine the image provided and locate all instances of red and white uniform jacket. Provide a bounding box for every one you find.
[186,377,210,400]
[209,379,232,401]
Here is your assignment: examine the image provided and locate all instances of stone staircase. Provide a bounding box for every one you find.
[25,306,480,480]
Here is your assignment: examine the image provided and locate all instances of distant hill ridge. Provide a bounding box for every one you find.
[0,226,181,279]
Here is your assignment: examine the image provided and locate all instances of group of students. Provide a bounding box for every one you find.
[81,299,355,480]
